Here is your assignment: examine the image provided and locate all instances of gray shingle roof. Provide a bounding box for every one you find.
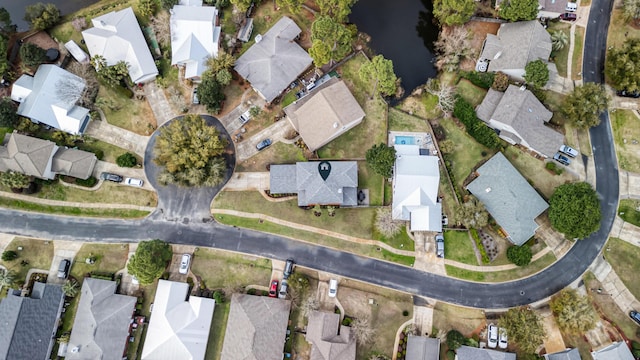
[234,16,312,102]
[591,342,635,360]
[269,161,358,206]
[456,345,516,360]
[221,294,291,360]
[405,336,440,360]
[285,78,365,151]
[66,278,137,360]
[51,148,98,180]
[480,21,552,73]
[465,152,549,245]
[305,311,356,360]
[544,348,581,360]
[0,282,64,360]
[476,85,564,158]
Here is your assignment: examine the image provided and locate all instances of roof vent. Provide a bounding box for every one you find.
[255,34,262,43]
[71,347,80,353]
[519,85,526,91]
[493,51,502,60]
[528,108,532,112]
[333,122,338,129]
[338,188,342,193]
[485,187,492,193]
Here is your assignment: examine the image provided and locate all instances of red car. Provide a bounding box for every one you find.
[268,280,278,297]
[559,13,577,21]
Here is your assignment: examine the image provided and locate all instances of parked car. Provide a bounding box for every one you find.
[124,177,144,187]
[328,279,338,298]
[435,233,445,258]
[256,138,272,151]
[559,12,577,20]
[269,280,278,298]
[630,310,640,326]
[58,259,70,279]
[553,153,571,166]
[100,172,123,183]
[283,258,295,279]
[565,1,577,11]
[488,323,498,348]
[278,279,288,299]
[499,328,508,349]
[179,254,191,274]
[559,145,579,158]
[192,87,199,104]
[239,110,251,125]
[617,89,640,98]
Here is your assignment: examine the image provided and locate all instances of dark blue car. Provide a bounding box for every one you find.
[256,138,272,151]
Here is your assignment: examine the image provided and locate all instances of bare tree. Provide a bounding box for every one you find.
[66,62,99,108]
[434,26,474,72]
[150,11,171,47]
[351,311,375,345]
[425,78,456,114]
[71,17,87,31]
[300,295,320,317]
[374,208,402,238]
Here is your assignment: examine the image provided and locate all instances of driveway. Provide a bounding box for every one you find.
[47,240,83,285]
[235,120,294,162]
[93,161,155,192]
[144,82,178,127]
[84,118,149,157]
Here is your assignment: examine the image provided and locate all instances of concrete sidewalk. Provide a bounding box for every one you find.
[85,117,149,157]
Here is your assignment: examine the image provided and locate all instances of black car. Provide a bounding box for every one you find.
[617,89,640,98]
[58,259,70,279]
[100,172,123,183]
[630,310,640,326]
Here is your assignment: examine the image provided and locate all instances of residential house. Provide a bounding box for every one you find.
[66,278,137,360]
[0,132,97,180]
[406,336,440,360]
[141,280,216,360]
[82,7,159,84]
[478,21,553,81]
[11,64,90,134]
[496,0,569,18]
[456,345,516,360]
[591,342,634,360]
[284,78,365,152]
[466,152,549,246]
[475,84,564,158]
[544,348,581,360]
[0,282,65,360]
[392,145,442,232]
[305,310,356,360]
[220,293,291,360]
[170,3,221,81]
[234,16,312,102]
[270,161,358,207]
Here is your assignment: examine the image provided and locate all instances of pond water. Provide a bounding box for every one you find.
[350,0,439,95]
[3,0,100,31]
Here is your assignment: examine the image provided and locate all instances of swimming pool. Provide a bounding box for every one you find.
[395,135,416,145]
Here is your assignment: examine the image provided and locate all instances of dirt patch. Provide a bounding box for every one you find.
[23,31,59,51]
[460,21,501,71]
[432,302,485,336]
[540,307,567,353]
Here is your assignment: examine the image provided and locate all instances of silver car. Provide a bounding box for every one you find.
[435,233,445,258]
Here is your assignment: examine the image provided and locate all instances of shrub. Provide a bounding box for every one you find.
[507,245,532,266]
[75,176,97,187]
[342,317,352,326]
[2,250,18,261]
[247,288,257,295]
[470,229,490,264]
[446,350,456,360]
[492,72,509,91]
[213,290,225,303]
[460,71,495,89]
[453,97,502,149]
[116,152,137,167]
[545,161,564,175]
[446,329,466,349]
[402,310,409,316]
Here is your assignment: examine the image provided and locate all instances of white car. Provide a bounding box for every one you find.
[498,328,508,349]
[488,323,498,348]
[124,177,144,187]
[328,279,338,298]
[179,254,191,274]
[559,145,579,158]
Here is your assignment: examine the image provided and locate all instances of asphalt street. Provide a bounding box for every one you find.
[0,0,619,309]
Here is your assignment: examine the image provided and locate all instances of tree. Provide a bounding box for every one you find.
[438,139,455,153]
[66,62,99,108]
[0,171,30,190]
[24,3,60,31]
[215,69,232,86]
[138,0,157,17]
[446,329,466,350]
[230,0,253,12]
[425,79,456,114]
[498,0,538,21]
[0,269,15,288]
[351,311,375,344]
[0,97,18,127]
[127,239,173,285]
[434,26,474,72]
[374,208,402,237]
[498,307,546,353]
[492,72,509,91]
[154,114,228,187]
[94,59,129,88]
[1,250,17,261]
[562,83,609,128]
[359,55,398,97]
[316,0,358,21]
[277,0,305,13]
[433,0,476,26]
[365,143,396,178]
[198,72,225,113]
[550,289,598,334]
[62,279,79,297]
[523,60,549,88]
[309,16,354,67]
[301,295,320,317]
[506,245,532,266]
[549,182,601,239]
[117,152,137,167]
[455,197,489,229]
[19,43,47,67]
[206,50,235,74]
[551,30,569,52]
[623,0,640,23]
[0,7,16,35]
[0,34,9,76]
[606,38,640,92]
[159,0,179,10]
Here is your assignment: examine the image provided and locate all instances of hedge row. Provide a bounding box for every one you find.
[453,97,502,149]
[470,229,490,264]
[460,71,495,89]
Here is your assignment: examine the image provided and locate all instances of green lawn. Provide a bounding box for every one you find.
[432,302,485,336]
[358,161,385,206]
[70,243,129,279]
[619,199,640,227]
[191,248,272,290]
[204,302,230,360]
[24,180,156,206]
[444,230,477,265]
[439,118,492,189]
[572,27,585,80]
[373,225,415,252]
[213,214,415,266]
[97,86,157,136]
[0,196,150,218]
[0,237,53,285]
[611,109,640,173]
[604,237,640,300]
[445,252,556,282]
[456,79,489,107]
[388,107,431,132]
[503,147,573,199]
[318,53,388,159]
[607,9,640,50]
[236,142,306,172]
[548,22,571,77]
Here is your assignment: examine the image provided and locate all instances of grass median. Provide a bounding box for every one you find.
[0,196,150,218]
[445,252,556,282]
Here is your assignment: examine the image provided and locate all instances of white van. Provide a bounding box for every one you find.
[328,279,338,298]
[488,323,498,348]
